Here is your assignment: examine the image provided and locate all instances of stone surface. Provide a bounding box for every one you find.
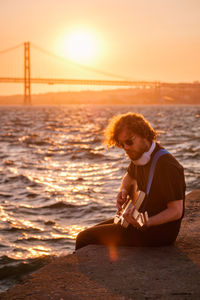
[1,190,200,300]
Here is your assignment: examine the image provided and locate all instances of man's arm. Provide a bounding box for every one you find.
[119,172,137,192]
[146,199,183,227]
[123,199,183,228]
[116,173,137,212]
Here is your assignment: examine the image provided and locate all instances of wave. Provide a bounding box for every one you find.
[14,236,66,244]
[3,226,43,234]
[85,152,105,159]
[3,174,31,184]
[71,151,105,160]
[0,193,12,198]
[3,174,42,188]
[0,133,18,142]
[42,201,78,209]
[18,134,54,147]
[2,160,15,166]
[0,255,53,292]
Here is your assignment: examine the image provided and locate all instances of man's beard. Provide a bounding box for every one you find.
[125,150,144,161]
[125,143,149,161]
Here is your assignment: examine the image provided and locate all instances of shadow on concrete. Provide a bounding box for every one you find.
[76,244,200,299]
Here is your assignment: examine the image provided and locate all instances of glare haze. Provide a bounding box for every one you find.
[0,0,200,95]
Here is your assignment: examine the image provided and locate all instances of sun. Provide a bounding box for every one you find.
[62,29,99,64]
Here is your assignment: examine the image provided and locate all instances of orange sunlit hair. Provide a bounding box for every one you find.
[104,112,157,148]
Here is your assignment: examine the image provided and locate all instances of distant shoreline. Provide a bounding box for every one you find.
[0,103,200,106]
[0,88,199,106]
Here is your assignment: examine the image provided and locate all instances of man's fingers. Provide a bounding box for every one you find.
[121,189,127,200]
[123,206,142,228]
[123,206,135,220]
[116,189,128,211]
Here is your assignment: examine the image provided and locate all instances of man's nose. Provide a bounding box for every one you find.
[123,143,131,150]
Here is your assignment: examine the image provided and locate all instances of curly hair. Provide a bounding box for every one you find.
[104,112,157,148]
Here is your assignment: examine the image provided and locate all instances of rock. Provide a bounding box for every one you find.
[1,190,200,300]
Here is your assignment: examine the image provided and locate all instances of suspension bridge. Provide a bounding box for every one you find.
[0,42,199,105]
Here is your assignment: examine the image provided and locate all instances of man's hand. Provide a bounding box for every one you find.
[116,189,128,213]
[123,205,142,229]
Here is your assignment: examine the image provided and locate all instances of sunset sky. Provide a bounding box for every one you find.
[0,0,200,95]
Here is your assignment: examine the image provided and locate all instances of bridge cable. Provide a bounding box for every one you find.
[31,42,131,81]
[0,43,23,54]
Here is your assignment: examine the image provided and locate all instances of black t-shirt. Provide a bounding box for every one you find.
[127,143,186,218]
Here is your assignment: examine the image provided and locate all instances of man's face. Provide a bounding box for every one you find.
[117,129,150,161]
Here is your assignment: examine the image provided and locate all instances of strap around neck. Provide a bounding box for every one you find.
[146,149,169,196]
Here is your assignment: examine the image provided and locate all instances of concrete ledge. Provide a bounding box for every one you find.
[1,190,200,300]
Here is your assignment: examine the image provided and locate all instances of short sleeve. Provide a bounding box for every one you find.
[155,156,186,204]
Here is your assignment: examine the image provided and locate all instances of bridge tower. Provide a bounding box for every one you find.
[24,41,31,104]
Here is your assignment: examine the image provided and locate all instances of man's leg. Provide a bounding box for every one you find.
[75,222,146,250]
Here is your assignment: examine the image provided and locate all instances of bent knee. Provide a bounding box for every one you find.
[75,229,90,250]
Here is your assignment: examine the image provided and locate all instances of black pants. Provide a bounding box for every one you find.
[75,218,180,250]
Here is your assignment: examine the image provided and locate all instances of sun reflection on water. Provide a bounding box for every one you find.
[29,245,52,257]
[67,225,86,240]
